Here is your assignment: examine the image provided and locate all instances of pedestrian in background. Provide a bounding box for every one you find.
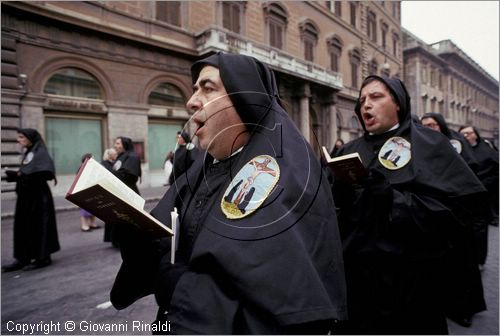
[170,131,199,185]
[163,151,174,186]
[421,112,487,328]
[459,125,499,228]
[330,138,344,157]
[101,147,117,172]
[2,128,60,272]
[78,153,99,232]
[104,136,142,246]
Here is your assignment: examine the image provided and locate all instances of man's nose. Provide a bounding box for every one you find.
[186,94,202,113]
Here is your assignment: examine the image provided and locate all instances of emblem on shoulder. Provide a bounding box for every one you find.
[23,152,34,165]
[378,136,411,170]
[221,155,280,219]
[450,139,462,154]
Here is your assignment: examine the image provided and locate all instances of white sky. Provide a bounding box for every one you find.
[401,1,499,81]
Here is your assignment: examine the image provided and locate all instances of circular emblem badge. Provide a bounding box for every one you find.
[378,136,411,170]
[113,160,122,171]
[221,155,280,219]
[450,139,462,154]
[23,152,34,165]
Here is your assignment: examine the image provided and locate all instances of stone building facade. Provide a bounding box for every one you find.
[1,1,402,196]
[403,29,499,145]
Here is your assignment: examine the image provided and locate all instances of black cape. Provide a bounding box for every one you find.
[332,76,487,334]
[169,144,200,185]
[7,128,59,263]
[113,136,141,194]
[111,53,347,334]
[422,112,479,172]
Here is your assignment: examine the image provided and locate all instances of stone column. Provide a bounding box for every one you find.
[298,83,311,142]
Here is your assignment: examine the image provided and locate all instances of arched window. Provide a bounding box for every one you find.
[367,9,377,42]
[368,59,378,76]
[349,48,362,88]
[299,20,319,62]
[263,3,288,50]
[327,35,343,72]
[148,83,185,108]
[44,68,103,99]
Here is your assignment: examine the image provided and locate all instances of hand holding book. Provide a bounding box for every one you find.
[321,146,367,185]
[66,157,172,237]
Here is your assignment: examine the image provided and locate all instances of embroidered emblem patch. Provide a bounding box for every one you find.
[113,160,122,171]
[23,152,34,165]
[378,136,411,170]
[450,139,462,154]
[221,155,280,219]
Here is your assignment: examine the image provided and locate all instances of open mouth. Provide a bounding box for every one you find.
[362,112,375,124]
[195,121,205,136]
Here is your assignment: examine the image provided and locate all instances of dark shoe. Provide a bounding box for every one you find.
[23,258,52,271]
[2,260,28,272]
[89,225,101,230]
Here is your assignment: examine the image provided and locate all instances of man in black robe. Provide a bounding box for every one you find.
[104,136,142,245]
[331,76,488,334]
[169,131,199,185]
[421,112,487,328]
[459,125,499,228]
[110,53,347,334]
[3,128,60,271]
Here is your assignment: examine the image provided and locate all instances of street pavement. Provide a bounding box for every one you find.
[1,192,499,335]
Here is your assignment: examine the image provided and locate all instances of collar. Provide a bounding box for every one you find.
[369,123,400,136]
[213,146,244,164]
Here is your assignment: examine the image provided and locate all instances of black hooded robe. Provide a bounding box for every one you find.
[104,137,142,244]
[110,53,347,334]
[421,112,487,325]
[6,128,60,264]
[332,77,488,335]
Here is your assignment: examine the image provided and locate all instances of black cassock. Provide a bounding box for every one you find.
[6,128,60,264]
[111,53,347,334]
[105,136,142,244]
[332,77,488,334]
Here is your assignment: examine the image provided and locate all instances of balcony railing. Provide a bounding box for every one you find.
[195,27,343,90]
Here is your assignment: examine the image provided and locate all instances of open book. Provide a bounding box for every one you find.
[66,157,172,237]
[322,146,367,185]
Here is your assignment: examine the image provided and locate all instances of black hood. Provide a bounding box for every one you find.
[355,75,411,133]
[118,136,134,152]
[422,112,452,138]
[17,128,56,179]
[191,52,279,131]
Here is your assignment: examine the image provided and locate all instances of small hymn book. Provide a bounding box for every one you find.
[322,146,367,185]
[66,157,172,237]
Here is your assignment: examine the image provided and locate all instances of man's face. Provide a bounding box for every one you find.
[114,138,124,154]
[460,126,478,145]
[358,80,400,134]
[421,117,442,132]
[187,65,248,160]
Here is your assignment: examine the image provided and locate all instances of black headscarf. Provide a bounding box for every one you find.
[17,128,56,179]
[422,112,478,172]
[342,75,484,197]
[115,136,141,178]
[150,52,347,325]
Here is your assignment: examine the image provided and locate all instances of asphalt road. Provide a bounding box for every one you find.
[1,208,498,335]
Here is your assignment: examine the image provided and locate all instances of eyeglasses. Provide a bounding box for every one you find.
[461,132,473,136]
[423,123,439,128]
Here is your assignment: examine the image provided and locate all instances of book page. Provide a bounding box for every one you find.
[72,158,145,209]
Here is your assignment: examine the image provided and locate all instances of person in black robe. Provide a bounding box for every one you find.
[169,131,200,185]
[330,138,345,157]
[3,128,60,272]
[459,125,499,228]
[330,76,489,334]
[104,136,142,245]
[421,112,487,328]
[110,52,347,334]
